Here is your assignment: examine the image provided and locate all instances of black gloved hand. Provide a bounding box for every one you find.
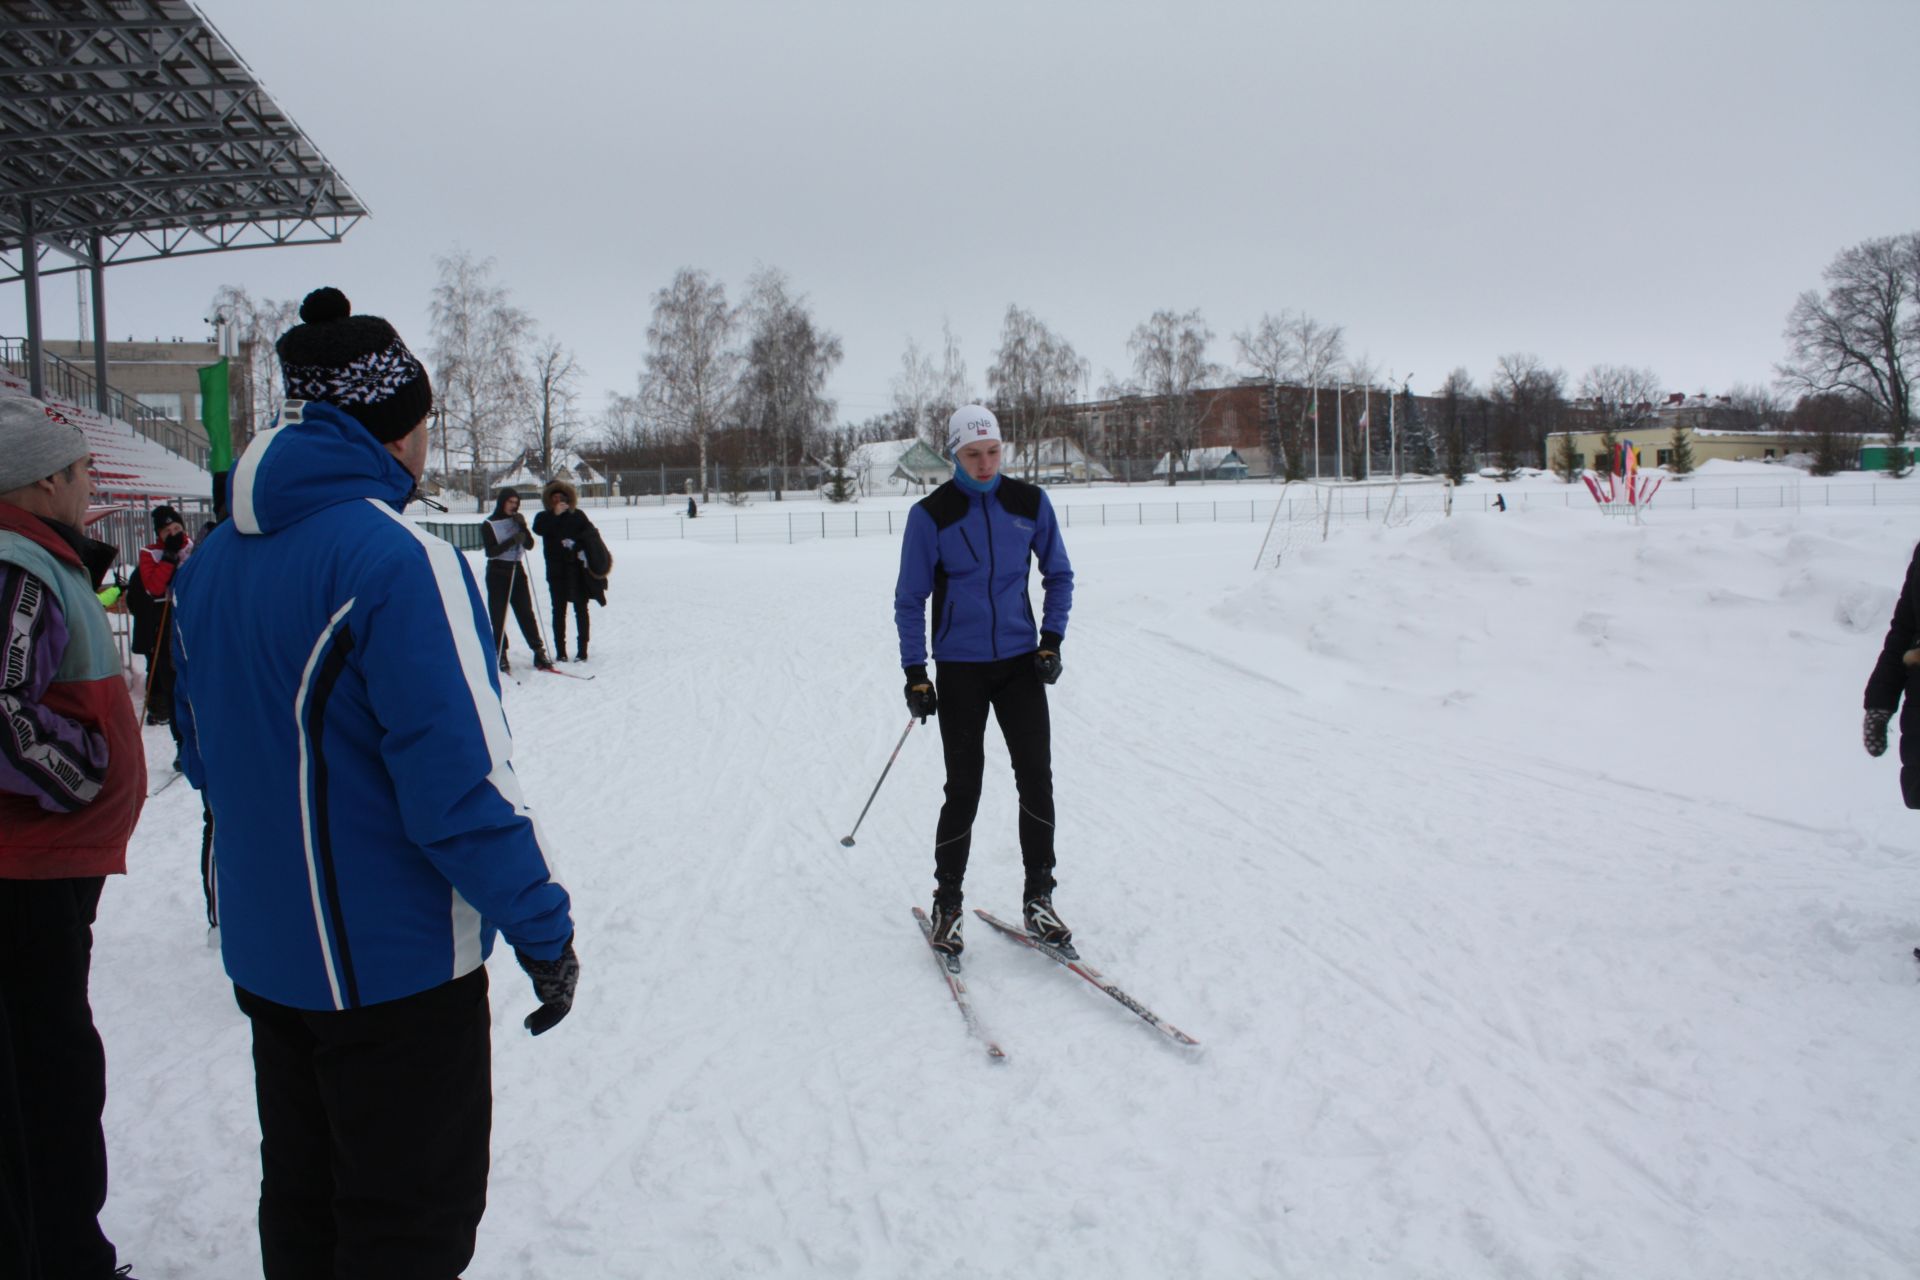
[1033,632,1063,685]
[515,936,579,1035]
[904,665,938,722]
[1864,708,1892,758]
[163,531,186,555]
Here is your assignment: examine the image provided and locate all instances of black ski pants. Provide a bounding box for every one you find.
[234,967,492,1280]
[932,654,1056,901]
[485,558,543,661]
[549,589,589,659]
[0,876,119,1280]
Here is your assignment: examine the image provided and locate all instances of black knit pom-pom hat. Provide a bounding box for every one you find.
[275,287,433,443]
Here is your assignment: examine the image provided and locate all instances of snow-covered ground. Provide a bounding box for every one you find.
[94,472,1920,1278]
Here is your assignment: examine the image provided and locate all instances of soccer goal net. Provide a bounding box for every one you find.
[1253,477,1451,568]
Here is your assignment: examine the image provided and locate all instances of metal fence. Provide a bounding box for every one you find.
[1,337,213,467]
[419,479,1920,551]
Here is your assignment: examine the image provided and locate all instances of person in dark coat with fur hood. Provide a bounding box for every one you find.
[482,488,551,672]
[1863,541,1920,806]
[531,478,608,661]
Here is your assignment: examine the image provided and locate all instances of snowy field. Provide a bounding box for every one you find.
[93,466,1920,1278]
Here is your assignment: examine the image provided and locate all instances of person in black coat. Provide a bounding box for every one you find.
[531,478,605,661]
[1864,541,1920,806]
[482,489,551,672]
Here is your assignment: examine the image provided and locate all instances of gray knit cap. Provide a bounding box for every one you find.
[0,397,90,495]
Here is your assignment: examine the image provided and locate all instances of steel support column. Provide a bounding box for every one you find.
[89,233,109,416]
[20,196,44,398]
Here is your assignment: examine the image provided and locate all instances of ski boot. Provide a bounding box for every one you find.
[928,895,965,956]
[534,650,556,671]
[1023,895,1072,947]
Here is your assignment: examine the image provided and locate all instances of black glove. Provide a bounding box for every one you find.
[163,531,186,555]
[1864,708,1892,758]
[515,936,579,1035]
[1033,632,1063,685]
[904,665,938,722]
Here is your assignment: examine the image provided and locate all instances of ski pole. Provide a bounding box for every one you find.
[840,718,916,847]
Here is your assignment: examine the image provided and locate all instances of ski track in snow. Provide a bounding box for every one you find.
[90,481,1920,1278]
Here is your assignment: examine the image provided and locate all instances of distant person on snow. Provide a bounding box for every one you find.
[169,287,578,1280]
[1863,541,1920,811]
[533,477,609,662]
[893,404,1075,957]
[482,488,552,673]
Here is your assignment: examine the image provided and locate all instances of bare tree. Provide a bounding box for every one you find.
[1725,381,1788,432]
[738,267,843,498]
[1341,355,1381,480]
[642,268,740,503]
[987,305,1087,477]
[892,338,941,452]
[1788,392,1872,475]
[937,319,972,422]
[894,320,975,454]
[1577,364,1662,474]
[1437,367,1478,482]
[1488,352,1566,478]
[1127,308,1219,485]
[207,285,298,447]
[594,390,651,471]
[428,251,533,508]
[527,335,584,479]
[1780,231,1919,474]
[1233,311,1345,479]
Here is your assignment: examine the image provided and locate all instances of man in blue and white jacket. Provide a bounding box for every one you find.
[171,287,577,1280]
[894,405,1074,957]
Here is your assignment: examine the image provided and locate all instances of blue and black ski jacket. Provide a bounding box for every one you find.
[171,400,573,1011]
[894,473,1074,668]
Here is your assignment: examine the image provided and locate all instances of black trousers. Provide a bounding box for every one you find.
[0,876,118,1280]
[549,591,589,658]
[485,559,543,660]
[234,968,492,1280]
[933,655,1056,901]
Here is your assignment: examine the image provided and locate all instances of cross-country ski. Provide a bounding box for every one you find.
[974,909,1200,1049]
[912,907,1007,1062]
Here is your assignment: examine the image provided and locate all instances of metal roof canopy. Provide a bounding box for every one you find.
[0,0,365,411]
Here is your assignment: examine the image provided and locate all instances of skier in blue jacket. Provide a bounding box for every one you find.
[170,287,577,1279]
[894,405,1074,956]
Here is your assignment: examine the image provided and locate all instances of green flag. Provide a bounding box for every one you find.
[197,357,233,473]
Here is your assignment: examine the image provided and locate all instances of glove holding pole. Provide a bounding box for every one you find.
[1033,632,1063,685]
[904,664,938,722]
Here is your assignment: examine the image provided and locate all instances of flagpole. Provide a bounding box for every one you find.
[1364,383,1372,482]
[1388,372,1397,480]
[1312,383,1320,481]
[1336,382,1344,482]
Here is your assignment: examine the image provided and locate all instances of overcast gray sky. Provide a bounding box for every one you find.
[14,0,1920,421]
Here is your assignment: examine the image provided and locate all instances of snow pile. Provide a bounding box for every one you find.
[94,497,1920,1277]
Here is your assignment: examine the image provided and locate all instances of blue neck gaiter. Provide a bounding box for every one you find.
[953,464,1001,495]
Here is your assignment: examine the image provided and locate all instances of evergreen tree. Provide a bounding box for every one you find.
[1667,424,1696,476]
[822,431,857,504]
[1551,432,1581,483]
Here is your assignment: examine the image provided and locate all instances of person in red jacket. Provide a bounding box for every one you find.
[0,396,147,1280]
[132,504,191,725]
